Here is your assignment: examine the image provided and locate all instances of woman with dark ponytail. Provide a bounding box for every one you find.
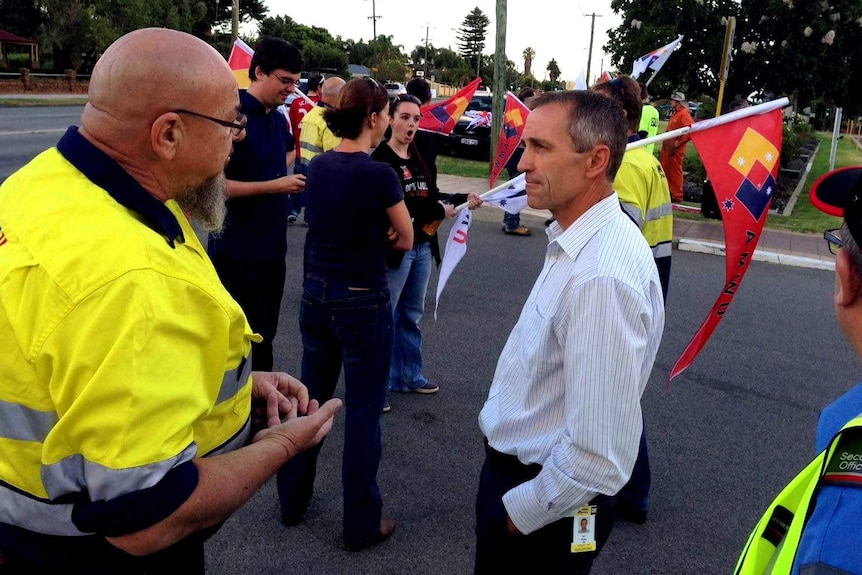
[276,77,412,551]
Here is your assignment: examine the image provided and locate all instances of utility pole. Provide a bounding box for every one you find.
[584,12,602,87]
[231,0,239,43]
[491,0,507,167]
[367,0,382,40]
[424,24,430,77]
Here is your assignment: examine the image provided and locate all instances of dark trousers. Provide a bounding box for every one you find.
[276,277,392,547]
[616,422,651,514]
[475,443,615,575]
[210,254,286,371]
[0,522,216,574]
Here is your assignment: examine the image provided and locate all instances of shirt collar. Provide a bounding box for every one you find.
[56,126,184,247]
[547,192,621,260]
[240,89,269,115]
[627,134,641,143]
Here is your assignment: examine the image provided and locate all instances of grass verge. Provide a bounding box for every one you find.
[436,155,490,179]
[765,132,860,233]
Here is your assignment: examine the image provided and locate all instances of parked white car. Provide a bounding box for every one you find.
[385,82,406,98]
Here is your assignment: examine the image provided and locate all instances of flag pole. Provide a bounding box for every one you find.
[627,97,789,151]
[294,87,315,106]
[644,68,659,87]
[453,97,789,211]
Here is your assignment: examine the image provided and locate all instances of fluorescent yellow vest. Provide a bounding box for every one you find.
[734,415,862,574]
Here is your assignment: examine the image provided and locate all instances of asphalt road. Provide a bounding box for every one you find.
[204,213,857,575]
[0,105,82,182]
[2,107,857,574]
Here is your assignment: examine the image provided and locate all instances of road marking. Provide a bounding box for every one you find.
[0,129,67,136]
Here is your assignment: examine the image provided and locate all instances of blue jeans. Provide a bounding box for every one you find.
[276,277,392,547]
[386,242,432,391]
[503,211,521,231]
[286,192,302,217]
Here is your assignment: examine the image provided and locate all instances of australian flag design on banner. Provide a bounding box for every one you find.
[729,127,780,221]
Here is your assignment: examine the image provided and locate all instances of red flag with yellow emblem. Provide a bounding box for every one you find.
[419,78,481,135]
[227,39,254,89]
[490,92,531,186]
[670,107,784,381]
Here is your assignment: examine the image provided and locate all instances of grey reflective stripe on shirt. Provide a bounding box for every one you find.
[0,399,57,442]
[41,443,198,501]
[652,241,673,259]
[0,486,84,536]
[645,203,672,222]
[300,141,324,158]
[217,354,253,405]
[620,202,644,229]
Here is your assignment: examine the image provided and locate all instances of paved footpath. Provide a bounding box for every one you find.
[438,174,833,271]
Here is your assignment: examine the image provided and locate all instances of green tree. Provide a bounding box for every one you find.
[546,58,561,89]
[37,0,206,71]
[206,0,267,30]
[0,0,43,38]
[604,0,738,99]
[258,14,348,75]
[522,46,535,76]
[733,0,862,115]
[456,7,489,77]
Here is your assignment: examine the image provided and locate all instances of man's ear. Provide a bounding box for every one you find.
[584,144,611,180]
[835,248,861,307]
[150,113,181,161]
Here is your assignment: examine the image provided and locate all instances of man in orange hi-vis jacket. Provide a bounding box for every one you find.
[660,91,694,203]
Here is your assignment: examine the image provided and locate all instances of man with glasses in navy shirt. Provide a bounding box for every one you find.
[208,37,307,374]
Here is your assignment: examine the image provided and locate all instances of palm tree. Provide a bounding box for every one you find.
[547,58,561,90]
[522,47,535,77]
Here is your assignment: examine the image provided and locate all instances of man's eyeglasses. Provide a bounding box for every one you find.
[824,228,843,255]
[173,109,247,137]
[272,73,299,87]
[394,94,422,106]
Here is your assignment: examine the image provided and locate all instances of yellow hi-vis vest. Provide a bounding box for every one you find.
[734,415,862,574]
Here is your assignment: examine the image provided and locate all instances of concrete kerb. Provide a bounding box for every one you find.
[677,238,834,271]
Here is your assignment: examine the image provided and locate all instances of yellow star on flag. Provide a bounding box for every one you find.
[728,127,780,177]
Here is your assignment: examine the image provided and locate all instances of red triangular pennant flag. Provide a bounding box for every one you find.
[670,108,784,381]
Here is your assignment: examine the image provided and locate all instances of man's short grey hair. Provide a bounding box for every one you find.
[530,91,628,182]
[841,221,862,283]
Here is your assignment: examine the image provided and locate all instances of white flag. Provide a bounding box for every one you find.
[434,208,472,319]
[480,173,528,215]
[631,35,683,80]
[574,69,587,91]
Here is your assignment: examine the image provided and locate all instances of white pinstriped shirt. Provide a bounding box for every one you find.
[478,192,665,535]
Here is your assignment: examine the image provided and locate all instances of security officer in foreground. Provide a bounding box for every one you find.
[0,28,341,573]
[735,166,862,574]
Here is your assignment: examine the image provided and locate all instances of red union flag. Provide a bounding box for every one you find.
[490,92,530,186]
[420,78,481,135]
[670,107,783,381]
[227,39,254,89]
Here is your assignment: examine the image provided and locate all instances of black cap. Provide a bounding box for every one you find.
[811,166,862,246]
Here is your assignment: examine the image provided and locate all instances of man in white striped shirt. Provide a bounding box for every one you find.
[475,91,665,574]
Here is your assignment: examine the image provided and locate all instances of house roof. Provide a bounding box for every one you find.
[348,64,372,77]
[0,29,37,45]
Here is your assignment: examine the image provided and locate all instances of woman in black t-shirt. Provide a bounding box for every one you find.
[276,78,412,552]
